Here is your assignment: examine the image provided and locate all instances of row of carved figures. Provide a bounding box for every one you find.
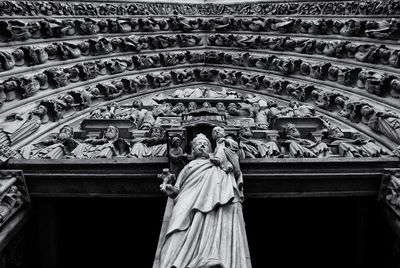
[0,34,202,72]
[13,121,392,160]
[2,35,400,73]
[1,49,399,110]
[208,35,400,68]
[0,1,399,16]
[1,68,400,147]
[1,16,399,43]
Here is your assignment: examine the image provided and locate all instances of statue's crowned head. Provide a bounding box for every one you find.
[192,134,211,158]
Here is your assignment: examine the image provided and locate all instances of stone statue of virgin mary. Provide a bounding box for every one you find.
[157,131,251,268]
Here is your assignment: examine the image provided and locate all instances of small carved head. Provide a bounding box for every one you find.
[188,102,198,112]
[61,94,75,105]
[170,135,183,148]
[105,125,119,140]
[212,126,226,141]
[227,102,238,111]
[286,123,300,138]
[216,102,226,112]
[59,125,74,140]
[267,100,277,108]
[172,102,185,114]
[239,124,253,138]
[132,100,143,109]
[149,124,165,138]
[202,102,212,109]
[327,125,344,139]
[289,100,299,108]
[33,105,48,116]
[12,49,24,60]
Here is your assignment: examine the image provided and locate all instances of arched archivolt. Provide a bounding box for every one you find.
[0,0,399,159]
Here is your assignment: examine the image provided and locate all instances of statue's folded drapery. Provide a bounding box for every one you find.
[160,158,250,268]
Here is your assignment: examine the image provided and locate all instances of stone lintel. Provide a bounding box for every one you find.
[4,157,399,198]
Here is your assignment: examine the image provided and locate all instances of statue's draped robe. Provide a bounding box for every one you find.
[160,144,250,268]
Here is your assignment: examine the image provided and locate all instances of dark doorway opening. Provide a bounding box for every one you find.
[243,197,393,268]
[54,198,166,268]
[31,197,394,268]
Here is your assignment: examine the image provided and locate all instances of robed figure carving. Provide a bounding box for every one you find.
[156,129,251,268]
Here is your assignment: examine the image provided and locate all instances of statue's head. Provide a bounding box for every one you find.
[132,100,143,110]
[172,102,185,114]
[216,102,226,112]
[59,125,74,141]
[251,102,261,111]
[227,102,238,111]
[171,135,183,148]
[33,105,48,116]
[4,80,18,90]
[149,125,165,138]
[89,87,100,96]
[202,102,212,109]
[267,100,277,108]
[188,102,198,112]
[286,123,300,138]
[12,49,24,60]
[35,73,48,84]
[62,94,74,105]
[327,125,344,139]
[289,100,299,108]
[192,134,211,158]
[212,126,226,141]
[239,124,253,138]
[105,125,119,140]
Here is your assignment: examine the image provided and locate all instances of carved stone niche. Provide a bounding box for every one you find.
[0,170,30,228]
[379,169,400,217]
[270,116,325,133]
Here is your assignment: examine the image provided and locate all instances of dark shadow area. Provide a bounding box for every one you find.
[54,198,166,268]
[24,197,396,268]
[243,197,393,268]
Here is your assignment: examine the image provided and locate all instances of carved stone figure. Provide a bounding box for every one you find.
[370,111,400,144]
[19,125,78,159]
[113,100,155,130]
[238,125,282,158]
[0,186,23,224]
[0,105,49,147]
[168,135,187,176]
[0,51,15,72]
[158,130,249,267]
[129,125,167,158]
[71,125,129,159]
[326,124,389,157]
[284,123,329,158]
